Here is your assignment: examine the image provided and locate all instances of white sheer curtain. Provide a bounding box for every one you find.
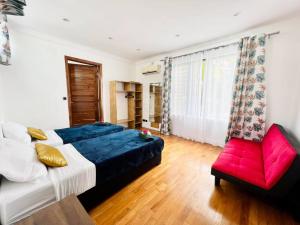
[170,45,237,147]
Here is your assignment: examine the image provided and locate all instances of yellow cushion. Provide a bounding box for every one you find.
[35,143,67,167]
[28,127,48,140]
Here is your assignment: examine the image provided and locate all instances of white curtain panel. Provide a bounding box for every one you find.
[170,45,237,147]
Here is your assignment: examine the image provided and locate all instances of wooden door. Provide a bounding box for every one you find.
[68,64,100,126]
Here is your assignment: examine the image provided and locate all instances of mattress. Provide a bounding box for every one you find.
[54,122,124,144]
[0,145,96,225]
[72,129,164,185]
[0,175,56,225]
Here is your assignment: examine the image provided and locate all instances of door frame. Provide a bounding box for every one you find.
[64,55,103,126]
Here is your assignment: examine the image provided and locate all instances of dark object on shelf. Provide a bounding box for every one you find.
[125,93,134,98]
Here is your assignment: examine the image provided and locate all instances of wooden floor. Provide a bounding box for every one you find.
[89,134,299,225]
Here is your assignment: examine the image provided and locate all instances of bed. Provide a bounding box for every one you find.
[0,129,164,224]
[0,176,56,225]
[73,129,164,208]
[32,122,124,146]
[73,129,163,180]
[0,143,95,225]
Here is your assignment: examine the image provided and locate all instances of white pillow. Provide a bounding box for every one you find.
[2,121,31,145]
[0,138,47,182]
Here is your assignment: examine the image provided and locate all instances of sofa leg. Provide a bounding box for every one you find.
[215,177,221,186]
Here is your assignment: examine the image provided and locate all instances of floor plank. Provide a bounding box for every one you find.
[89,134,299,225]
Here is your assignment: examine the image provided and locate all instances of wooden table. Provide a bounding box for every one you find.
[15,195,94,225]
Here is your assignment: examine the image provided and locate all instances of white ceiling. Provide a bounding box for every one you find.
[8,0,300,60]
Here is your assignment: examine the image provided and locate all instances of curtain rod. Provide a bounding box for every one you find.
[160,31,280,61]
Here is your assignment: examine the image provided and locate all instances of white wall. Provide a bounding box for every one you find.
[0,25,135,129]
[264,15,300,139]
[135,14,300,140]
[295,107,300,140]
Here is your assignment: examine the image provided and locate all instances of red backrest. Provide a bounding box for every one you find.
[262,124,297,189]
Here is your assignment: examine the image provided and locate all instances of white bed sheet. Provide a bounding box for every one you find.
[31,130,63,147]
[0,175,56,225]
[0,144,96,225]
[49,144,96,200]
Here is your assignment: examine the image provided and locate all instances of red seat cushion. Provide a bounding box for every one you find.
[262,124,297,189]
[212,138,266,189]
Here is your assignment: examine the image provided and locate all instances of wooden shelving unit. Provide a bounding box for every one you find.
[149,84,162,129]
[117,119,134,124]
[134,83,143,129]
[110,81,143,129]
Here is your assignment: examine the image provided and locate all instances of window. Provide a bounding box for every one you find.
[170,45,237,146]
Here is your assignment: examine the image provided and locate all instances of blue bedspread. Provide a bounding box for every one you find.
[72,129,164,184]
[54,122,124,144]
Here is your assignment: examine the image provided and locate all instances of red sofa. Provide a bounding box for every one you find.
[211,124,300,198]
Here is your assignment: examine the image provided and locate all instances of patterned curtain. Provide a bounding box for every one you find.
[0,0,27,16]
[0,14,11,65]
[227,34,267,142]
[161,57,172,135]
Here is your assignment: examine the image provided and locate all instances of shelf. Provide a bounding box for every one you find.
[150,115,161,118]
[135,122,142,125]
[116,81,136,84]
[117,119,134,124]
[111,80,143,129]
[116,90,135,93]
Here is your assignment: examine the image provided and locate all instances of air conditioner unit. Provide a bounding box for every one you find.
[142,64,161,75]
